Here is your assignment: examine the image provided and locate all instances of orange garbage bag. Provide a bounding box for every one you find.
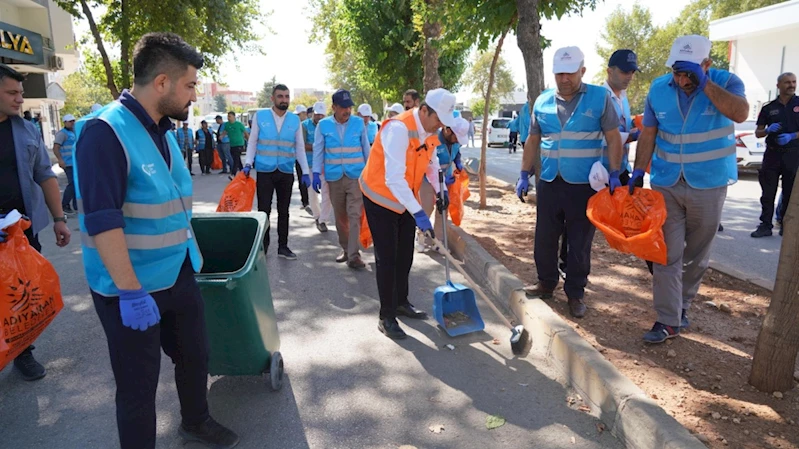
[359,208,372,249]
[211,151,223,170]
[216,172,256,212]
[586,188,668,265]
[448,169,471,226]
[1,216,64,371]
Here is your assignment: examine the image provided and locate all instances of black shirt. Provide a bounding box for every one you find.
[0,118,25,215]
[757,95,799,150]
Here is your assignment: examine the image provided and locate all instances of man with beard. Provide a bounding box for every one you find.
[244,84,310,260]
[403,89,421,110]
[195,120,215,174]
[74,32,239,448]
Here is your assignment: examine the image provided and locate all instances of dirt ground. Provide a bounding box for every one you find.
[457,175,799,449]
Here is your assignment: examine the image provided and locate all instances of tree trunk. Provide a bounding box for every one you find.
[749,176,799,392]
[119,0,131,90]
[515,0,545,96]
[422,0,443,93]
[479,27,511,210]
[80,0,120,99]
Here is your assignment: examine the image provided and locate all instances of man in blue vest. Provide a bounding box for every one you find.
[74,32,239,448]
[508,114,519,153]
[53,114,78,214]
[304,101,333,233]
[312,89,371,269]
[358,103,379,145]
[517,46,624,319]
[176,121,195,175]
[243,84,310,260]
[214,115,232,174]
[195,120,215,174]
[292,105,310,214]
[518,95,532,150]
[630,35,748,344]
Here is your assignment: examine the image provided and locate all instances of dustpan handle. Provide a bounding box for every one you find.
[438,169,451,283]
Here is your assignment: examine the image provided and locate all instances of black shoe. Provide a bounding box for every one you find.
[717,223,724,232]
[316,220,328,233]
[304,205,313,216]
[378,318,407,340]
[396,303,427,319]
[14,346,46,381]
[750,225,773,238]
[219,170,229,174]
[567,298,586,318]
[190,172,195,176]
[335,250,348,263]
[278,246,297,260]
[179,417,240,449]
[780,227,783,236]
[523,283,555,300]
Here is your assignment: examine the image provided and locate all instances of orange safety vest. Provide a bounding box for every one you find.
[359,110,440,214]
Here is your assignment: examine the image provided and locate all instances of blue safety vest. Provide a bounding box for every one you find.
[74,101,203,297]
[436,129,461,177]
[649,69,737,189]
[58,128,76,167]
[367,121,378,145]
[518,102,531,143]
[176,127,193,150]
[534,85,607,184]
[601,91,632,173]
[195,128,213,149]
[303,118,316,167]
[318,116,366,181]
[254,109,299,174]
[508,116,519,133]
[74,103,113,139]
[218,122,230,143]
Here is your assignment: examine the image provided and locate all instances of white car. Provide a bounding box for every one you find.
[735,120,765,171]
[487,118,510,147]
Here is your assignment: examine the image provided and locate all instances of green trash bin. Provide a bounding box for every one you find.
[191,212,283,390]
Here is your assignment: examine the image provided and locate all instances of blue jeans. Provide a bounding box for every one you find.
[62,166,77,209]
[217,142,233,172]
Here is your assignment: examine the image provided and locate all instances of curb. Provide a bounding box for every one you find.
[445,224,706,449]
[708,260,774,292]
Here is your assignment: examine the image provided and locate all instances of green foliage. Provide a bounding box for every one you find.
[256,76,278,108]
[214,94,227,112]
[462,50,515,114]
[470,97,486,119]
[61,69,114,117]
[290,92,325,113]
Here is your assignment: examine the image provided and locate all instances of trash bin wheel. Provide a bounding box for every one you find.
[265,351,283,391]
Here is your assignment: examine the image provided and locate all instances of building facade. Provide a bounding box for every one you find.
[196,82,257,116]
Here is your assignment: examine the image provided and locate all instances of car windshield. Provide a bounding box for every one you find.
[491,119,510,128]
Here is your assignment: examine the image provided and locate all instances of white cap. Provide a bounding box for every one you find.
[90,103,102,113]
[312,101,326,115]
[552,46,585,74]
[63,114,75,122]
[389,103,404,114]
[665,35,711,67]
[371,113,378,121]
[448,117,470,146]
[357,103,372,117]
[425,88,456,127]
[294,105,307,114]
[589,161,610,192]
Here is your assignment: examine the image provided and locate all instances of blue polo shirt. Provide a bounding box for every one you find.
[643,73,746,127]
[75,90,174,237]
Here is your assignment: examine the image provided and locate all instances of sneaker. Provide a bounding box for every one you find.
[277,246,297,260]
[316,220,328,233]
[347,254,366,269]
[335,250,348,263]
[13,346,46,381]
[304,205,313,216]
[178,417,240,449]
[62,206,76,216]
[643,322,680,344]
[680,310,690,329]
[750,224,773,238]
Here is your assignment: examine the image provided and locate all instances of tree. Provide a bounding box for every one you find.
[256,76,278,108]
[214,94,227,112]
[56,0,264,98]
[463,50,516,116]
[61,69,114,117]
[290,92,324,113]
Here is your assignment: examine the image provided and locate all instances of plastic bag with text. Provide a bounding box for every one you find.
[586,188,668,265]
[1,217,64,371]
[216,172,256,212]
[359,208,372,249]
[211,151,223,170]
[448,169,471,226]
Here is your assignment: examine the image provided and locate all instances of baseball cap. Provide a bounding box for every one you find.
[389,103,404,114]
[552,46,585,74]
[357,103,372,117]
[371,113,378,121]
[608,49,639,72]
[425,88,456,127]
[666,35,711,67]
[312,101,327,115]
[332,89,354,108]
[90,103,102,113]
[448,117,470,146]
[63,114,75,122]
[294,105,307,115]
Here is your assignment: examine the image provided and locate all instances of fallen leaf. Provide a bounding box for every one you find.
[492,338,501,345]
[486,414,506,430]
[428,424,445,434]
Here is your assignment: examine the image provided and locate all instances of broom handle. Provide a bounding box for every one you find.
[437,170,451,283]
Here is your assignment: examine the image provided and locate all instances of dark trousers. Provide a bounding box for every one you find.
[257,170,294,249]
[14,229,41,362]
[199,146,213,173]
[535,177,596,300]
[62,166,76,209]
[295,161,309,207]
[758,148,799,228]
[91,257,210,449]
[184,149,194,173]
[230,146,245,175]
[363,196,416,320]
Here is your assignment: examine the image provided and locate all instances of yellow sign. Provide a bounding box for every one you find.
[0,22,44,66]
[0,31,34,56]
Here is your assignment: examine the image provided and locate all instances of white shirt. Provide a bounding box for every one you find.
[245,109,309,174]
[380,109,443,215]
[603,80,630,143]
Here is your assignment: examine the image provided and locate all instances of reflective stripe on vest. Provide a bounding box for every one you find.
[359,174,405,212]
[81,228,189,250]
[319,115,366,181]
[655,144,735,164]
[255,109,299,174]
[59,128,76,166]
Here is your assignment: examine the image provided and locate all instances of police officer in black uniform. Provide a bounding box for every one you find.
[752,72,799,238]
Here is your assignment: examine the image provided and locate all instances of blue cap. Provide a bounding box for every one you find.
[608,50,639,72]
[332,89,354,108]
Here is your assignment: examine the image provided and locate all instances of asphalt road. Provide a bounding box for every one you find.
[0,164,623,449]
[460,140,781,289]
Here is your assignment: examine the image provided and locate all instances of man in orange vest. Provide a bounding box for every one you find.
[360,88,457,340]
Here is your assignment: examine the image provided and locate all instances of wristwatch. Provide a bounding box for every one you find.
[53,216,67,223]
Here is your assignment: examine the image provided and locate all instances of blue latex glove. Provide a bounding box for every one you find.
[312,173,322,193]
[301,174,311,188]
[454,152,463,171]
[436,190,450,214]
[766,123,782,134]
[516,171,530,203]
[672,61,708,91]
[628,168,645,194]
[608,170,622,194]
[445,174,456,186]
[243,164,251,177]
[118,288,161,331]
[413,210,434,239]
[777,133,795,146]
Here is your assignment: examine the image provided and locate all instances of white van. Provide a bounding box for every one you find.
[487,117,510,147]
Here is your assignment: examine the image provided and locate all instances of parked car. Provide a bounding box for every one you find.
[735,120,765,171]
[487,117,510,147]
